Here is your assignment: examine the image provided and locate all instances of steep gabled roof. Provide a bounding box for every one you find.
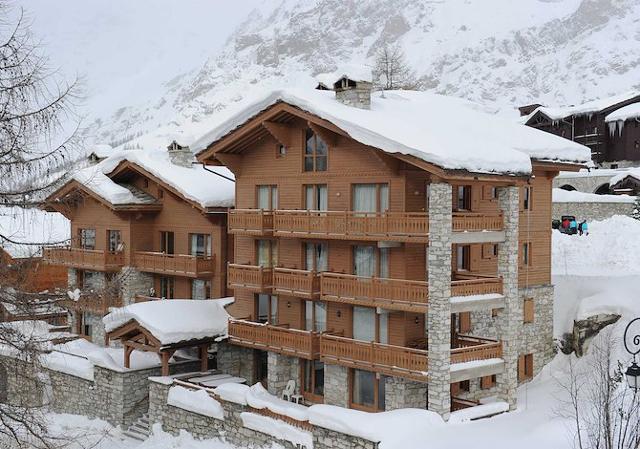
[194,88,590,176]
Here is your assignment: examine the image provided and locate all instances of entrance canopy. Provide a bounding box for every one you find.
[104,298,232,375]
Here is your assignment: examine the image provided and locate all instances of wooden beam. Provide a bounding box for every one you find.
[215,154,243,175]
[161,352,170,376]
[262,121,297,148]
[308,122,338,147]
[199,344,209,372]
[124,344,134,369]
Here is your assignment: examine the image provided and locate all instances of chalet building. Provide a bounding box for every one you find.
[42,144,235,344]
[521,91,640,168]
[194,76,590,418]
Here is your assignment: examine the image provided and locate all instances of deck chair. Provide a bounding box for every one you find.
[282,380,296,402]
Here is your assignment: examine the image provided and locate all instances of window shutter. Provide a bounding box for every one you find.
[459,312,471,334]
[524,298,534,323]
[518,355,526,381]
[481,375,494,390]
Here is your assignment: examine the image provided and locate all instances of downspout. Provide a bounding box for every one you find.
[192,162,236,182]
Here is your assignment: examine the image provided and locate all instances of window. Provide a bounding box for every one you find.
[82,312,93,338]
[481,375,497,390]
[482,185,497,200]
[352,306,388,344]
[257,185,278,210]
[160,231,175,254]
[78,229,96,250]
[158,189,164,199]
[455,186,471,211]
[523,186,532,211]
[353,246,389,278]
[302,359,324,400]
[190,234,211,257]
[191,279,211,300]
[277,144,287,157]
[107,230,122,252]
[518,354,534,381]
[353,184,389,213]
[256,294,278,324]
[522,242,531,266]
[482,243,497,260]
[143,179,149,188]
[257,240,278,268]
[491,308,499,318]
[159,276,174,299]
[82,271,98,290]
[305,242,328,272]
[304,300,326,332]
[304,184,328,210]
[459,380,470,392]
[456,245,471,271]
[351,369,385,411]
[523,298,534,323]
[304,129,328,172]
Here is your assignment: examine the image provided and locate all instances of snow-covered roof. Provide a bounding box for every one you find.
[552,188,635,204]
[103,298,233,346]
[0,206,70,258]
[609,167,640,186]
[605,103,640,123]
[315,65,373,87]
[69,148,235,209]
[88,144,115,159]
[193,89,590,176]
[528,91,640,121]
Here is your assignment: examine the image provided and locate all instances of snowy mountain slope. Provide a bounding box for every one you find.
[21,0,640,152]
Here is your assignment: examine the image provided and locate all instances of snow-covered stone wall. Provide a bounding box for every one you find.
[552,201,634,222]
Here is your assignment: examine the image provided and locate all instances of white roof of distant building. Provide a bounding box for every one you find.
[193,88,590,176]
[315,65,373,87]
[527,91,640,121]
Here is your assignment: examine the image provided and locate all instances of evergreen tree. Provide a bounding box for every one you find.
[631,196,640,220]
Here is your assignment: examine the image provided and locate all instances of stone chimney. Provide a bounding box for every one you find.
[167,140,194,168]
[333,75,372,110]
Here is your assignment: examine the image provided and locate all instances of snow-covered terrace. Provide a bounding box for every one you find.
[193,88,590,176]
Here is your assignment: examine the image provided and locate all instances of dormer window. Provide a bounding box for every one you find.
[304,129,328,172]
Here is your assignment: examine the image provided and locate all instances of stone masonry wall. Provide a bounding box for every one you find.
[267,352,299,397]
[553,201,633,222]
[149,379,379,449]
[216,342,257,384]
[384,376,427,410]
[323,363,348,408]
[119,267,154,306]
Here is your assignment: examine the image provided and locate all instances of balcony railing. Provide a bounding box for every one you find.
[450,274,503,297]
[450,335,502,364]
[452,213,503,232]
[60,293,122,314]
[43,247,124,271]
[319,334,428,381]
[273,268,320,299]
[133,251,214,278]
[228,320,319,359]
[274,210,430,243]
[228,209,274,235]
[227,264,273,292]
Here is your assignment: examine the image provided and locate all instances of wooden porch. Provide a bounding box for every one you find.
[228,319,319,359]
[43,247,124,271]
[450,335,503,364]
[227,263,273,292]
[272,268,321,299]
[133,251,215,278]
[228,209,274,236]
[450,274,503,297]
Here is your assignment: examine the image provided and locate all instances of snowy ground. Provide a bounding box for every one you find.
[12,216,640,449]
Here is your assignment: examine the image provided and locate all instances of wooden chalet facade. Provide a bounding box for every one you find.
[521,93,640,167]
[42,145,234,343]
[196,78,588,417]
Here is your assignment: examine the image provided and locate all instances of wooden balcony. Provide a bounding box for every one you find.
[43,247,124,271]
[273,268,320,299]
[451,335,503,364]
[452,212,503,232]
[273,210,430,243]
[133,251,214,278]
[450,274,503,297]
[228,209,273,236]
[227,264,273,292]
[60,293,123,314]
[320,272,428,313]
[319,334,428,381]
[228,320,319,359]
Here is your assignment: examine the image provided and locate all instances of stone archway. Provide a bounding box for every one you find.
[594,183,612,195]
[559,184,577,191]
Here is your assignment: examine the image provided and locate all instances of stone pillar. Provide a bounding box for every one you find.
[384,377,428,410]
[323,364,348,408]
[496,186,520,410]
[267,352,299,396]
[216,343,256,383]
[427,182,452,419]
[67,268,77,289]
[119,267,154,305]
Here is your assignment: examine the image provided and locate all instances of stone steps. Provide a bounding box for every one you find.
[123,413,150,442]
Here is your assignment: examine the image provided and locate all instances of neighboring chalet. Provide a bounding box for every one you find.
[42,144,235,344]
[193,76,590,418]
[521,91,640,168]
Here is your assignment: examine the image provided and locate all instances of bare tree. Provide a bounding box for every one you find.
[372,42,417,91]
[555,328,640,449]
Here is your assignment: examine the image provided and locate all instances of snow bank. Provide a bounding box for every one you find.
[167,385,224,420]
[450,293,504,304]
[41,351,95,381]
[192,89,590,176]
[552,188,635,203]
[241,412,313,448]
[103,298,233,345]
[448,402,509,423]
[450,358,504,372]
[0,206,70,258]
[214,382,250,405]
[552,216,640,277]
[245,383,309,421]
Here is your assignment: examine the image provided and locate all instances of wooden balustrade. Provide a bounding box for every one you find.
[43,247,124,271]
[60,293,122,314]
[450,275,503,297]
[273,268,320,299]
[319,334,428,381]
[227,264,273,292]
[452,212,503,232]
[228,320,319,359]
[228,209,274,235]
[133,251,214,278]
[320,272,428,313]
[273,210,430,243]
[450,339,502,364]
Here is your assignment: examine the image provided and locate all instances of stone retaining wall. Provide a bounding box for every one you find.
[553,201,633,222]
[149,379,379,449]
